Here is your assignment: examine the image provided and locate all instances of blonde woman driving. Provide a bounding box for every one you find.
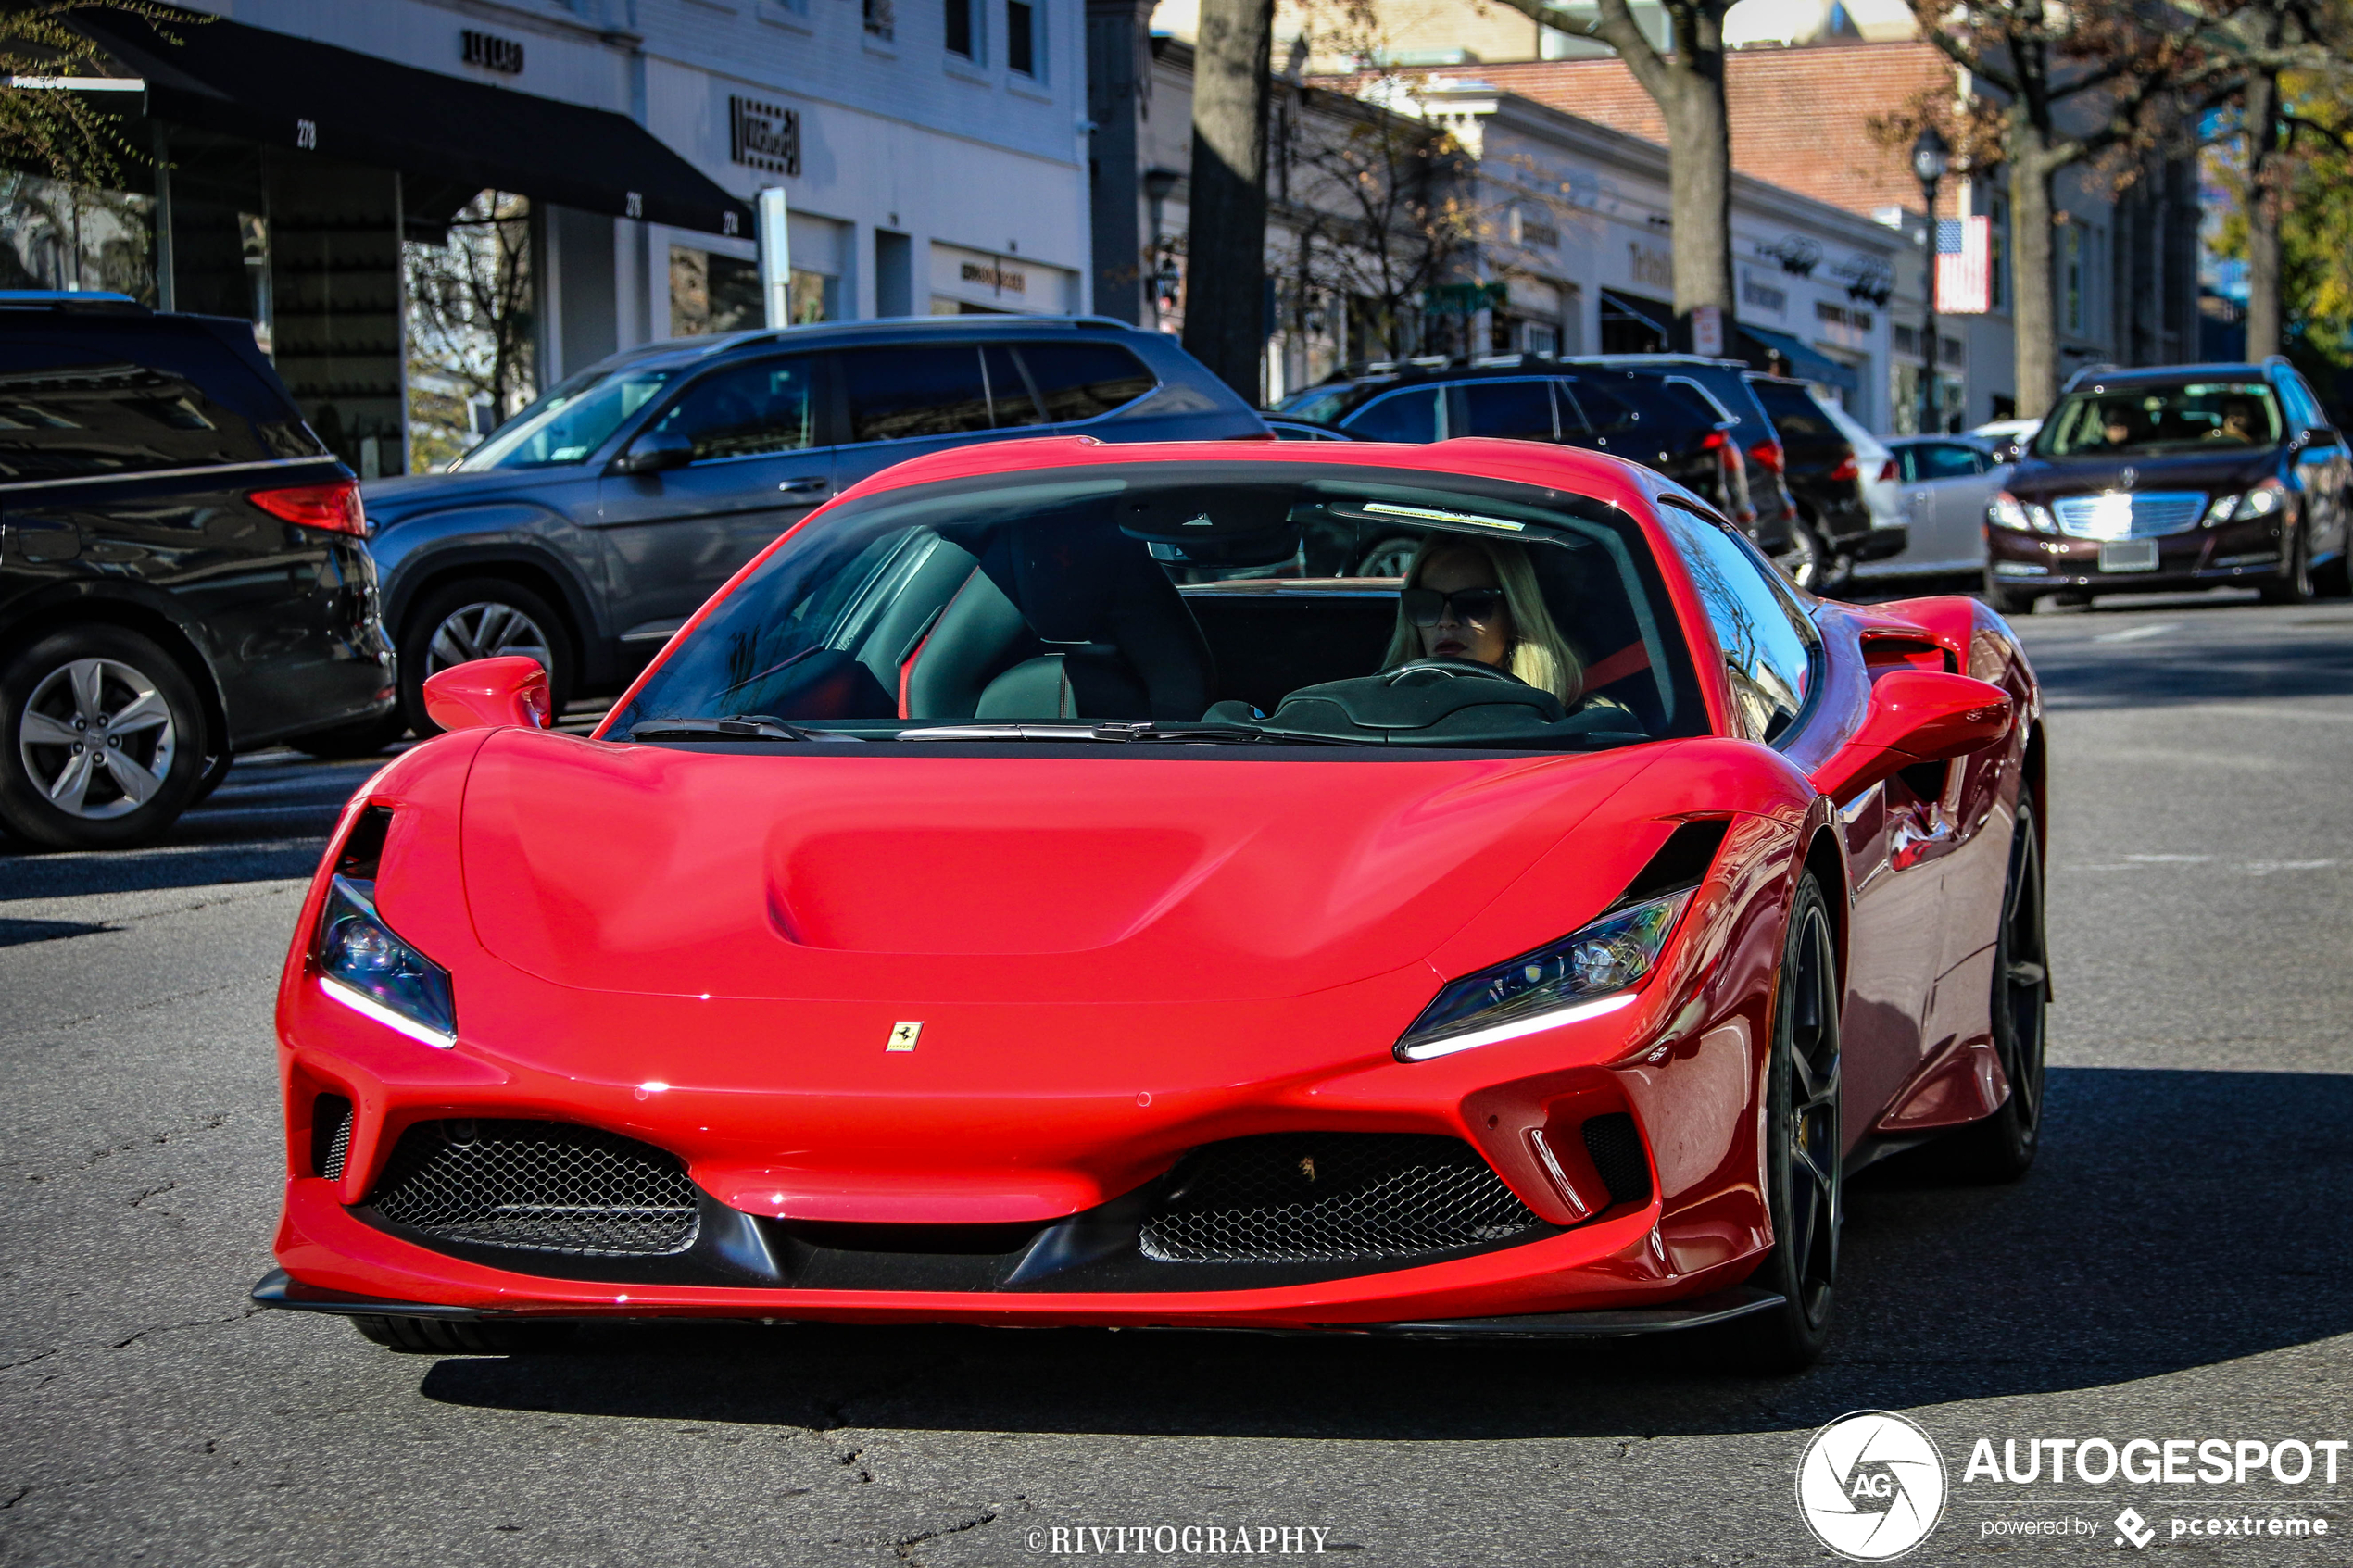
[1379,535,1585,705]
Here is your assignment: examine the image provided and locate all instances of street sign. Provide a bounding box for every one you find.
[1691,303,1724,358]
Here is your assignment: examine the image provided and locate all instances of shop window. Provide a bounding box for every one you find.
[0,171,156,305]
[1007,0,1036,74]
[946,0,975,58]
[864,0,895,39]
[670,245,762,338]
[789,267,839,325]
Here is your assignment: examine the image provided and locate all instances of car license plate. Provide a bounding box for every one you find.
[2099,540,2158,572]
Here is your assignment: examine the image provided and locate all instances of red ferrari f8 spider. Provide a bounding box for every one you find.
[258,436,2045,1370]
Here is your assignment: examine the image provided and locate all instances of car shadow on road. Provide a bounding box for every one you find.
[2026,621,2353,711]
[415,1066,2352,1440]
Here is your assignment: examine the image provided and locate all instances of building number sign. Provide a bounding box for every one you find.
[730,95,801,178]
[462,30,526,74]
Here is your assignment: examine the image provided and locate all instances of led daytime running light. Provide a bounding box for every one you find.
[1395,890,1692,1061]
[315,874,456,1047]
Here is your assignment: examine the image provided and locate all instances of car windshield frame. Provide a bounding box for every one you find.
[600,460,1710,756]
[455,361,680,470]
[2032,380,2284,458]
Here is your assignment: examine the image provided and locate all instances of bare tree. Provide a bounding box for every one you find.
[404,192,534,471]
[1482,0,1735,347]
[1187,0,1279,397]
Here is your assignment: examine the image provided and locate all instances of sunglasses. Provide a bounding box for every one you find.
[1401,586,1505,628]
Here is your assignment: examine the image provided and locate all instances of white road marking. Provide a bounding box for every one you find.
[2092,622,2180,643]
[2125,854,2213,863]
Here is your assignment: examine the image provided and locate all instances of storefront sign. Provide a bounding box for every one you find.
[1629,243,1672,291]
[961,260,1026,294]
[460,30,524,74]
[731,96,800,178]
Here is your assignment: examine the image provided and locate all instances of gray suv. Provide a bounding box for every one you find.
[350,316,1266,741]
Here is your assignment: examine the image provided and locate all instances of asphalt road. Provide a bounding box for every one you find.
[4,593,2349,1566]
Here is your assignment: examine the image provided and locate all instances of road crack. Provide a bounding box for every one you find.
[897,1509,998,1562]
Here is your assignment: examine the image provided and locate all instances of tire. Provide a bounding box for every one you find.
[397,577,573,737]
[288,710,409,759]
[187,746,234,808]
[1355,535,1421,578]
[1942,799,2048,1182]
[1983,570,2038,619]
[351,1314,576,1354]
[1725,872,1843,1374]
[0,625,209,850]
[2259,523,2314,605]
[1776,513,1833,595]
[2315,551,2352,598]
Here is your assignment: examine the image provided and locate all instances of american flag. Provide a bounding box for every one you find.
[1936,216,1991,314]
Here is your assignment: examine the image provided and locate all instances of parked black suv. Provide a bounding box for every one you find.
[0,293,394,848]
[1567,355,1803,561]
[1743,373,1907,588]
[1272,358,1758,544]
[1984,359,2352,612]
[353,315,1266,741]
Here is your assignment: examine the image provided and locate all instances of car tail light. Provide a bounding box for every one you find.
[1700,430,1729,452]
[1827,454,1858,483]
[250,479,368,536]
[1878,459,1900,483]
[1746,439,1785,474]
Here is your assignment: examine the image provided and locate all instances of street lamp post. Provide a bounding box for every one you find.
[1912,125,1950,435]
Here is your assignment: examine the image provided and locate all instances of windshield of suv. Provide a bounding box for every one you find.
[2034,381,2282,458]
[604,464,1706,752]
[457,364,677,470]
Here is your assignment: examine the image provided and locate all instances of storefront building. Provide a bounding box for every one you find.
[31,0,1092,471]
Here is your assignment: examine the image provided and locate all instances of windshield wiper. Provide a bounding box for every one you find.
[624,714,863,743]
[894,721,1375,746]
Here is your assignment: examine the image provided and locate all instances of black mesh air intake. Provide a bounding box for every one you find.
[1580,1113,1653,1206]
[367,1120,701,1256]
[1139,1133,1542,1264]
[312,1095,353,1181]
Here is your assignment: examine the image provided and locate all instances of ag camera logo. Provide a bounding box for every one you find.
[1797,1411,1949,1560]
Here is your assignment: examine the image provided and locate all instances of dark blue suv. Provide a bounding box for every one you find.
[356,316,1266,739]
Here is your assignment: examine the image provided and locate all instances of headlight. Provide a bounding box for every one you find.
[1395,891,1692,1061]
[2233,479,2287,520]
[1988,493,2033,532]
[2026,501,2057,533]
[316,875,457,1047]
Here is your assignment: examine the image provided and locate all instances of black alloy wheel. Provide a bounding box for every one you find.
[397,576,573,738]
[1776,513,1833,594]
[0,624,208,850]
[1944,799,2049,1181]
[351,1314,577,1354]
[2259,521,2315,605]
[1727,872,1843,1373]
[1356,535,1422,578]
[1982,569,2038,619]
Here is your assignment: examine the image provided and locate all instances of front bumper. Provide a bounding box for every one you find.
[1984,513,2287,593]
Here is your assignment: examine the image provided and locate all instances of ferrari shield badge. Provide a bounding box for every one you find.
[887,1021,924,1052]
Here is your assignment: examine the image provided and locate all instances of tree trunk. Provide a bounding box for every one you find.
[1660,60,1736,343]
[2243,66,2284,359]
[1183,0,1275,400]
[2008,116,2060,419]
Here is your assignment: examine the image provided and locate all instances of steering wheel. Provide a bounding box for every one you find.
[1385,657,1531,686]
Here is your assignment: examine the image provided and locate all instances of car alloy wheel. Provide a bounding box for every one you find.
[19,657,180,821]
[1776,516,1830,593]
[426,600,557,674]
[1356,535,1421,578]
[0,625,207,849]
[1727,872,1842,1372]
[1946,800,2048,1181]
[2259,523,2314,605]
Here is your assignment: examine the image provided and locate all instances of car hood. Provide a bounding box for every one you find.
[2008,447,2279,500]
[455,729,1670,1006]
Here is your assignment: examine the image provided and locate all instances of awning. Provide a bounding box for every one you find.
[1738,323,1859,394]
[73,10,752,238]
[1599,289,1673,339]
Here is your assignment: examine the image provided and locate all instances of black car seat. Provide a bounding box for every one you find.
[901,519,1214,721]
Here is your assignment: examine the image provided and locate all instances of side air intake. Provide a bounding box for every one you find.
[366,1120,701,1257]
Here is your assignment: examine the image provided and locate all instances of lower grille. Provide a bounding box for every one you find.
[1580,1113,1653,1206]
[368,1120,701,1257]
[1139,1133,1542,1264]
[313,1095,353,1181]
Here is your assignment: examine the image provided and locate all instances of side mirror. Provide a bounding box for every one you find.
[610,429,694,476]
[422,656,553,733]
[1809,669,2012,804]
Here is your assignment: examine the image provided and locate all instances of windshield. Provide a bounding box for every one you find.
[1274,386,1357,425]
[457,364,677,470]
[605,464,1706,752]
[2034,382,2282,458]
